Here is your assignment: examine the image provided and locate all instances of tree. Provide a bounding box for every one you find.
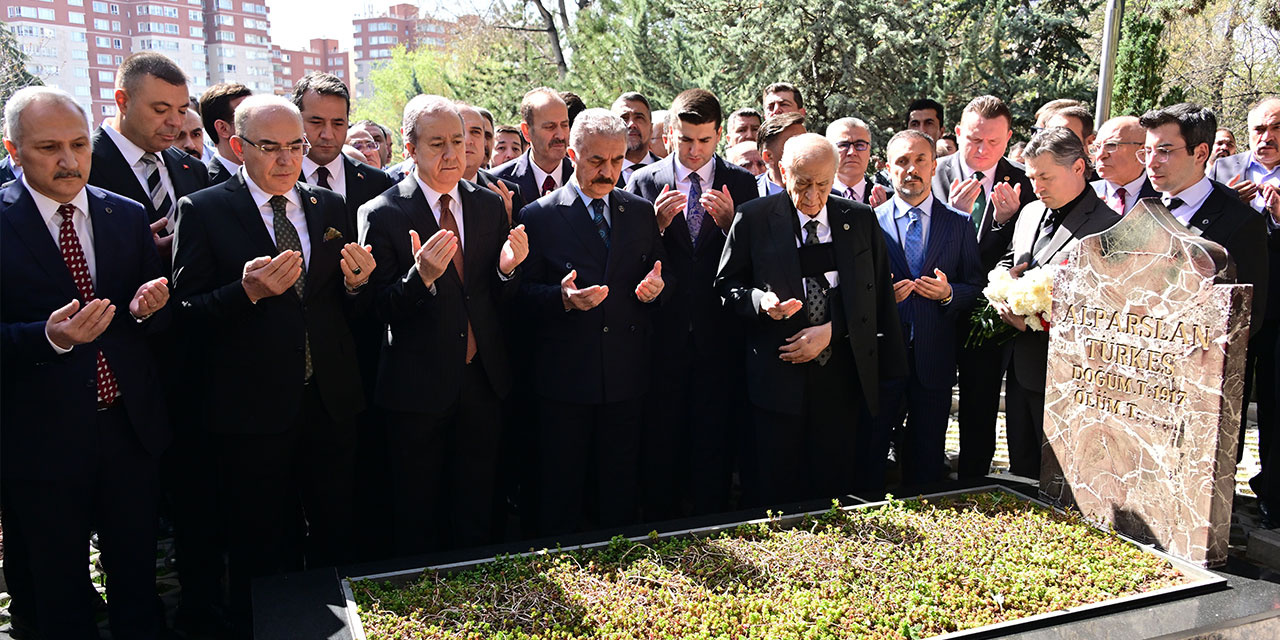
[0,22,42,156]
[1111,13,1176,117]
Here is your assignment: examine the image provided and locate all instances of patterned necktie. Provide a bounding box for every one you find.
[1110,187,1127,215]
[439,194,477,363]
[58,204,120,403]
[541,174,556,196]
[845,187,856,201]
[315,166,332,190]
[139,152,173,222]
[802,219,832,366]
[904,207,925,278]
[269,195,311,379]
[590,198,610,249]
[971,171,987,230]
[687,171,706,245]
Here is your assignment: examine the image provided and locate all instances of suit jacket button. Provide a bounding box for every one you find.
[862,316,868,323]
[565,262,573,269]
[866,283,873,290]
[603,326,610,333]
[459,332,466,338]
[86,379,95,388]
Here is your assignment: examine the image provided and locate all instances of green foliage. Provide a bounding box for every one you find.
[0,21,43,156]
[1111,13,1174,117]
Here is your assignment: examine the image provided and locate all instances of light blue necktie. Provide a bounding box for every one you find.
[687,172,705,245]
[904,207,924,278]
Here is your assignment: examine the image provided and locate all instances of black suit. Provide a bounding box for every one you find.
[206,154,235,186]
[716,193,907,506]
[172,173,366,618]
[88,126,209,225]
[2,180,170,639]
[626,155,757,518]
[363,177,519,553]
[493,149,575,206]
[517,185,666,535]
[933,154,1036,478]
[0,155,17,184]
[1001,187,1121,478]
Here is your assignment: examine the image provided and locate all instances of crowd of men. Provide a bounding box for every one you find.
[2,49,1279,639]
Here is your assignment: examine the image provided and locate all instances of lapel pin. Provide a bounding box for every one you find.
[105,207,112,214]
[357,173,365,179]
[843,223,850,230]
[182,164,189,169]
[310,196,318,204]
[1201,219,1209,225]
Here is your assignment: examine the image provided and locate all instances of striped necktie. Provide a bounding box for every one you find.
[139,152,173,222]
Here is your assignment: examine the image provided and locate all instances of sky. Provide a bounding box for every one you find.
[268,0,486,54]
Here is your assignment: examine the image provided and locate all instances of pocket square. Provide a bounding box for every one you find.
[324,227,343,241]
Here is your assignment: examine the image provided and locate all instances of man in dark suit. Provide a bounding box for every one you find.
[493,87,575,204]
[625,88,758,519]
[931,95,1036,479]
[517,108,666,536]
[996,128,1122,478]
[361,96,529,554]
[875,130,983,486]
[171,95,377,625]
[2,87,172,640]
[1090,116,1159,215]
[612,92,663,185]
[0,154,18,184]
[87,53,209,255]
[716,133,907,507]
[199,82,252,186]
[459,102,525,225]
[1141,103,1273,518]
[826,117,892,207]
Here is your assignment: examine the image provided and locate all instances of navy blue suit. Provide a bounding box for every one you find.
[0,155,17,184]
[625,155,757,518]
[875,197,983,485]
[493,149,574,206]
[1,180,170,639]
[516,184,665,535]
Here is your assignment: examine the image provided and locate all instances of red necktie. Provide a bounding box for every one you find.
[439,195,477,363]
[541,175,556,196]
[57,204,119,404]
[1110,187,1127,215]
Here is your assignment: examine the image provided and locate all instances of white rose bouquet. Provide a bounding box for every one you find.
[967,265,1056,346]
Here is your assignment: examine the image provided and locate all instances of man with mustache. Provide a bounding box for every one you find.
[2,86,172,640]
[612,92,662,185]
[874,129,983,486]
[174,108,206,159]
[88,52,208,257]
[493,87,575,204]
[517,109,666,536]
[458,103,524,225]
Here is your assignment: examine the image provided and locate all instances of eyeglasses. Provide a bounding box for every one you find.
[351,141,381,152]
[1135,145,1188,164]
[835,141,871,153]
[242,137,311,156]
[1088,141,1142,156]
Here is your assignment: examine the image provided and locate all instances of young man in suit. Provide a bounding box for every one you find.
[827,117,891,207]
[171,95,377,626]
[517,109,666,536]
[625,88,758,519]
[875,130,983,487]
[995,127,1122,478]
[716,133,907,508]
[932,95,1036,479]
[88,52,209,256]
[1141,103,1274,521]
[493,87,575,204]
[199,83,253,186]
[756,112,806,197]
[2,87,172,640]
[1090,116,1159,215]
[361,95,529,554]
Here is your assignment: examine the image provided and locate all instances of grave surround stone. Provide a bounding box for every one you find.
[1040,199,1251,567]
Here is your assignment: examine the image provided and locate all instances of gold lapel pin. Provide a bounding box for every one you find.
[357,173,365,179]
[310,196,318,204]
[843,223,850,230]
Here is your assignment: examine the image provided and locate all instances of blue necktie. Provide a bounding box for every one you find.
[687,172,705,245]
[904,207,924,278]
[590,198,610,249]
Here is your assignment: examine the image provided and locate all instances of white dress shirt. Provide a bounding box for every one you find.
[795,205,839,293]
[529,155,566,192]
[1102,173,1148,214]
[622,151,661,182]
[245,172,310,268]
[674,156,715,221]
[102,122,175,220]
[417,175,465,247]
[302,154,346,197]
[833,176,866,202]
[215,151,241,175]
[1163,176,1214,227]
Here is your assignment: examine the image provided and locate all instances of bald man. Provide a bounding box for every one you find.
[716,133,906,506]
[1090,116,1159,215]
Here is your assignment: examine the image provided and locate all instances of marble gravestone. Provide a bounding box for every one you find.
[1040,199,1252,567]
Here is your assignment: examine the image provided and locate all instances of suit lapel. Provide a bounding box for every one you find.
[3,183,78,296]
[162,147,196,198]
[556,187,609,267]
[830,201,865,284]
[1033,190,1097,267]
[603,191,631,281]
[296,183,331,296]
[226,174,279,259]
[922,199,953,270]
[875,202,910,278]
[458,181,487,285]
[92,129,153,218]
[767,197,805,301]
[1190,187,1228,236]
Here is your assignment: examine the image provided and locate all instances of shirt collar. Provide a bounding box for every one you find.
[570,178,609,211]
[892,193,934,219]
[243,171,300,211]
[622,152,659,171]
[22,174,90,223]
[1247,152,1280,178]
[960,157,996,182]
[102,121,157,169]
[1107,173,1146,198]
[1165,175,1213,212]
[302,154,344,183]
[796,204,830,233]
[529,152,565,187]
[674,156,714,186]
[1051,186,1092,219]
[216,151,241,172]
[415,174,462,212]
[834,175,865,195]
